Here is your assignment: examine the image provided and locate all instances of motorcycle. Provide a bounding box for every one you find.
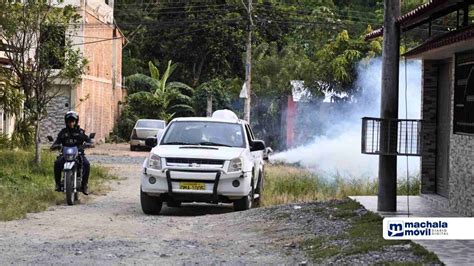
[47,133,95,205]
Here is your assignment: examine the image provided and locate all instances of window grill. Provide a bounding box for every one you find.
[166,158,225,166]
[361,117,422,156]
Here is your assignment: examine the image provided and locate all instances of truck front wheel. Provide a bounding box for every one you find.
[140,188,163,215]
[233,179,254,211]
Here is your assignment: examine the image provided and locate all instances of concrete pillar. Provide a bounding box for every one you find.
[378,0,400,212]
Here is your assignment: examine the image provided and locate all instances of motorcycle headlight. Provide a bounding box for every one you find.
[65,155,75,161]
[148,154,162,170]
[227,158,242,172]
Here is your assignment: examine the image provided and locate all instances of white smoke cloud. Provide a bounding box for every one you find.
[270,58,422,179]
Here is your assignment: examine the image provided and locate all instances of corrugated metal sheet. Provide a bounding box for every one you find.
[365,0,457,40]
[403,24,474,57]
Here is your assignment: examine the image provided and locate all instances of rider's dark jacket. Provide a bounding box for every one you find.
[52,126,90,148]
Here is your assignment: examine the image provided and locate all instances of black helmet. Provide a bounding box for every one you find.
[64,111,79,126]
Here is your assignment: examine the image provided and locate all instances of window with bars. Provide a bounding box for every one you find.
[454,51,474,135]
[361,117,422,156]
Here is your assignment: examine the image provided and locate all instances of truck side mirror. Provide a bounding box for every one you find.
[145,136,157,147]
[250,140,266,152]
[263,147,273,161]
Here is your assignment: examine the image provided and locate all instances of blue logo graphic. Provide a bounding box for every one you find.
[388,221,404,237]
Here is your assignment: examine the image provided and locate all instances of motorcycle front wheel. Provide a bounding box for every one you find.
[65,170,76,205]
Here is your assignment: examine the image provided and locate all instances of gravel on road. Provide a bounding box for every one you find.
[0,143,437,265]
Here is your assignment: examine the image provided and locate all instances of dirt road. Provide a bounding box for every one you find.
[0,144,306,264]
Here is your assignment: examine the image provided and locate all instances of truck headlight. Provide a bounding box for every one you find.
[228,158,242,172]
[148,154,162,170]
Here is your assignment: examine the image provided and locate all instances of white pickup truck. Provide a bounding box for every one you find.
[140,110,266,214]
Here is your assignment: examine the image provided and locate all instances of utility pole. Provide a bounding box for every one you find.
[378,0,400,212]
[243,0,253,122]
[206,93,213,117]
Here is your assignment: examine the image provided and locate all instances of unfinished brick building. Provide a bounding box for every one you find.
[41,0,124,142]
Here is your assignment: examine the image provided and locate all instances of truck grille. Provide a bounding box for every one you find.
[166,158,225,167]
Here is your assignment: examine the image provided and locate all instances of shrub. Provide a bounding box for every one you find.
[192,79,232,116]
[125,73,157,95]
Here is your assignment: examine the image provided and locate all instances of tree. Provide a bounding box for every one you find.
[250,42,313,148]
[114,0,388,146]
[0,69,24,119]
[124,73,157,95]
[192,79,232,116]
[306,28,382,98]
[0,1,87,163]
[252,42,312,98]
[125,61,194,122]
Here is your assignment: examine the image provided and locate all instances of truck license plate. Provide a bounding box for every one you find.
[179,182,205,190]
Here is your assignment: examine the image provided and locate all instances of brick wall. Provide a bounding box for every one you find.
[40,1,122,142]
[74,7,123,142]
[420,60,438,194]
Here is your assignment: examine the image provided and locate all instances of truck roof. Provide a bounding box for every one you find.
[137,119,165,122]
[171,117,247,124]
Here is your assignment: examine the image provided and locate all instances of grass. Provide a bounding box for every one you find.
[263,164,439,264]
[262,164,420,206]
[302,200,442,264]
[0,149,115,221]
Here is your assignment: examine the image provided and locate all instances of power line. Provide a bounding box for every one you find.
[114,3,239,10]
[71,36,124,46]
[73,18,245,28]
[66,34,114,40]
[115,5,243,15]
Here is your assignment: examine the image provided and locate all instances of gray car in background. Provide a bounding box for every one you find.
[130,119,166,151]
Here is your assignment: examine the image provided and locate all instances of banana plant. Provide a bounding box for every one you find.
[147,60,194,120]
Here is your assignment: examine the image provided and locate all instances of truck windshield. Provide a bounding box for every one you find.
[161,121,245,148]
[136,120,165,129]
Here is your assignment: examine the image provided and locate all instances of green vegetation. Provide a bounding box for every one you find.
[192,79,234,117]
[0,149,114,221]
[262,165,437,264]
[114,1,388,145]
[262,164,420,206]
[0,1,87,163]
[302,200,441,264]
[114,61,195,141]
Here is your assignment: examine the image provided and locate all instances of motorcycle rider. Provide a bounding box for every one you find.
[51,111,91,195]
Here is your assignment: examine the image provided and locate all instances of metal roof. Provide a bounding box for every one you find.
[403,24,474,57]
[365,0,463,40]
[396,0,451,24]
[364,27,383,40]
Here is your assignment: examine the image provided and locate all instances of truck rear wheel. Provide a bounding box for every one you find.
[254,170,263,207]
[140,188,163,215]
